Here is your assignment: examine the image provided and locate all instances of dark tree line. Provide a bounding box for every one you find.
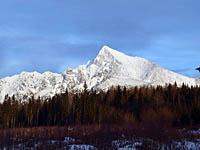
[0,83,200,128]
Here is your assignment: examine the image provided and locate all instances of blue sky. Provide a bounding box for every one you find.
[0,0,200,78]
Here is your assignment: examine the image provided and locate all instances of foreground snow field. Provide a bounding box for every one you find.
[0,127,200,150]
[1,136,200,150]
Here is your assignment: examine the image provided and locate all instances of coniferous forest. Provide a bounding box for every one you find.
[0,83,200,129]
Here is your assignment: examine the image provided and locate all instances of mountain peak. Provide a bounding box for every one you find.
[99,45,124,57]
[94,46,130,64]
[100,45,115,52]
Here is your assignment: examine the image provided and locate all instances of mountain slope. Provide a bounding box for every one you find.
[0,46,198,102]
[0,72,67,102]
[64,46,197,90]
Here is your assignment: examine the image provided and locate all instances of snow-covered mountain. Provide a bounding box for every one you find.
[0,71,68,102]
[0,46,198,102]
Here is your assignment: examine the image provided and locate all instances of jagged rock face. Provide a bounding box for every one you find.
[0,46,198,102]
[0,72,67,102]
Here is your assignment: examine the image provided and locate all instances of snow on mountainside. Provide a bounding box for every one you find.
[0,72,67,102]
[64,46,197,90]
[0,46,198,102]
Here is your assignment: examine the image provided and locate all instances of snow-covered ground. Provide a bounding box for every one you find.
[171,139,200,150]
[112,139,200,150]
[2,123,199,149]
[112,139,143,149]
[68,144,97,150]
[1,136,97,150]
[188,129,200,136]
[1,135,200,150]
